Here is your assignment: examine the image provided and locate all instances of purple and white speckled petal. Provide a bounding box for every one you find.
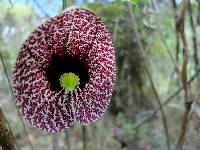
[12,8,116,132]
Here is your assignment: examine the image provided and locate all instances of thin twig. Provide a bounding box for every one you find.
[8,0,13,7]
[65,132,70,150]
[135,67,200,129]
[52,134,59,150]
[152,0,180,74]
[175,0,191,149]
[197,0,200,25]
[113,17,120,42]
[63,0,67,10]
[128,2,171,150]
[0,53,13,100]
[82,126,87,150]
[170,0,182,98]
[188,1,198,71]
[32,0,50,18]
[170,0,180,62]
[176,109,190,150]
[0,51,34,150]
[158,27,180,73]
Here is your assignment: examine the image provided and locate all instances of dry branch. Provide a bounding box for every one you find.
[175,0,192,149]
[197,0,200,25]
[127,2,171,150]
[7,0,13,7]
[188,1,198,70]
[152,0,180,73]
[135,67,200,129]
[170,0,180,61]
[82,126,87,150]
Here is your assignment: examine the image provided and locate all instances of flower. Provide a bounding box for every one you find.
[12,8,116,132]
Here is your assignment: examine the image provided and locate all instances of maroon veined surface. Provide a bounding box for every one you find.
[12,8,116,132]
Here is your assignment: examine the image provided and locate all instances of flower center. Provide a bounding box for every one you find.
[59,72,80,91]
[46,53,89,92]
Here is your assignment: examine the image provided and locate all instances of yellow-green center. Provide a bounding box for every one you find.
[59,72,80,91]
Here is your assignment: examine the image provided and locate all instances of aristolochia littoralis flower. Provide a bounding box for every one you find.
[12,8,116,132]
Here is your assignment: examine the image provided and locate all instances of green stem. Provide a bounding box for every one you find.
[63,0,67,10]
[82,126,87,150]
[8,0,13,7]
[65,131,70,150]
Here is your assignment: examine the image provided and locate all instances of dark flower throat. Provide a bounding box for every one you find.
[46,53,90,92]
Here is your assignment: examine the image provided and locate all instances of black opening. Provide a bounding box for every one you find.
[45,53,90,92]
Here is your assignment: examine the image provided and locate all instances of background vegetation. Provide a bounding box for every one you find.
[0,0,200,149]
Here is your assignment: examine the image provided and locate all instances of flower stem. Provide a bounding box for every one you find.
[82,126,87,150]
[63,0,67,10]
[65,132,70,150]
[8,0,13,7]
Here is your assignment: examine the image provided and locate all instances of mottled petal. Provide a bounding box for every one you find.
[12,8,116,132]
[75,15,116,124]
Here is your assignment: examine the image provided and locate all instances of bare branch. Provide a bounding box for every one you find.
[128,2,171,150]
[174,0,192,149]
[32,0,50,18]
[188,1,198,70]
[170,0,180,61]
[7,0,13,7]
[176,109,190,150]
[52,134,59,150]
[197,0,200,25]
[82,126,87,150]
[63,0,67,10]
[135,67,200,129]
[152,0,180,74]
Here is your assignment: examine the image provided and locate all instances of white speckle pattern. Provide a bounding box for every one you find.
[12,8,116,132]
